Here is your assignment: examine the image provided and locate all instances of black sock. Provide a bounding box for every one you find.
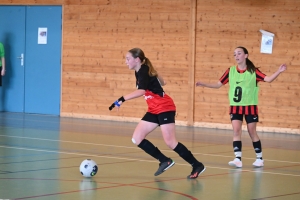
[253,140,263,159]
[173,142,201,167]
[233,141,242,161]
[138,139,169,163]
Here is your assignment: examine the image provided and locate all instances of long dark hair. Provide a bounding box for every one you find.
[128,48,158,77]
[236,46,257,73]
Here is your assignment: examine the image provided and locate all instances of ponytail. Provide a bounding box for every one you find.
[129,48,158,77]
[144,57,158,77]
[246,58,256,74]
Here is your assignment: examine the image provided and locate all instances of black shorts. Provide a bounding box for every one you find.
[230,114,259,124]
[141,111,175,125]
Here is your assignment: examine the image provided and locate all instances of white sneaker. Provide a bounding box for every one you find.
[228,158,242,168]
[253,159,264,167]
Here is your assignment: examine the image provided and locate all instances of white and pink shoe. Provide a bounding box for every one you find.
[253,159,264,167]
[228,158,243,168]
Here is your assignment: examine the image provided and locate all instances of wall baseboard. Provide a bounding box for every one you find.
[61,112,300,135]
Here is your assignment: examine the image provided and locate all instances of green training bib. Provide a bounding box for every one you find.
[228,66,259,106]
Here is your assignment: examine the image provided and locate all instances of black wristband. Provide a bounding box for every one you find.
[109,103,115,111]
[118,96,125,102]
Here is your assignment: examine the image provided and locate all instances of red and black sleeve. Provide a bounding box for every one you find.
[256,68,266,82]
[219,68,230,85]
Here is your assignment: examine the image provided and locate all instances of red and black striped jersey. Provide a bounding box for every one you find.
[220,67,266,84]
[135,64,176,114]
[219,66,266,115]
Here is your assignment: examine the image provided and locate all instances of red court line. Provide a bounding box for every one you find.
[251,191,300,200]
[0,156,83,165]
[131,171,231,185]
[0,170,229,186]
[6,162,298,200]
[262,163,300,173]
[14,184,127,200]
[6,167,281,200]
[0,165,80,174]
[133,184,198,200]
[13,181,200,200]
[0,160,136,174]
[2,169,230,200]
[0,177,129,186]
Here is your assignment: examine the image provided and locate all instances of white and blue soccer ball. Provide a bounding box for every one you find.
[80,159,98,177]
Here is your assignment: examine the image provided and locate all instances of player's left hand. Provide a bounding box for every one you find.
[1,68,5,76]
[109,96,125,111]
[195,81,204,86]
[109,100,122,111]
[278,64,287,73]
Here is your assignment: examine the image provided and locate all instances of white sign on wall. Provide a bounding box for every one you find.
[259,29,274,54]
[38,27,48,44]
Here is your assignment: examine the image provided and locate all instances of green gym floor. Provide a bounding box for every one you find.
[0,112,299,200]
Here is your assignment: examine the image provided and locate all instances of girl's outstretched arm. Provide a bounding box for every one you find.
[196,81,223,89]
[264,64,287,83]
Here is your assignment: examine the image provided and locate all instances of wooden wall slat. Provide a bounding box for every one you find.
[195,0,300,131]
[1,0,299,132]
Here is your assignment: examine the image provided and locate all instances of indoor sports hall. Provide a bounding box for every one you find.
[0,113,299,199]
[0,0,299,200]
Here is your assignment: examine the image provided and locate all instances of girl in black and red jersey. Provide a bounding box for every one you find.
[109,48,205,179]
[196,46,287,168]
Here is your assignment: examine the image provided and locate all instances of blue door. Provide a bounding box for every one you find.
[0,6,62,115]
[0,6,26,112]
[25,6,62,115]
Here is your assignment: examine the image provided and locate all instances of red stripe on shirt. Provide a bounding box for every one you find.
[256,68,266,82]
[239,106,243,114]
[250,105,255,114]
[245,106,249,115]
[219,68,230,84]
[232,106,236,113]
[229,105,259,115]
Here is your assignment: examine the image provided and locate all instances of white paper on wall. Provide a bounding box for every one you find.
[38,27,48,44]
[260,29,274,54]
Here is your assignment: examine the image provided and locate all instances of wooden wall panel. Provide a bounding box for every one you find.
[195,0,300,132]
[61,0,191,122]
[1,0,299,133]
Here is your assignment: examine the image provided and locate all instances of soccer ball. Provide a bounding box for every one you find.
[79,159,98,177]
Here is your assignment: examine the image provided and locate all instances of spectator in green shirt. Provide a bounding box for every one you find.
[0,42,5,86]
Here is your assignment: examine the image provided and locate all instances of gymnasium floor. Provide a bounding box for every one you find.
[0,112,299,200]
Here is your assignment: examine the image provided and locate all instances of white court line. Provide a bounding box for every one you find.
[0,134,300,165]
[0,145,299,178]
[1,124,299,143]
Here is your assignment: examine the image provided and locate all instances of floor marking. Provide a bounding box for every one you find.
[0,145,299,178]
[251,191,300,200]
[0,134,299,164]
